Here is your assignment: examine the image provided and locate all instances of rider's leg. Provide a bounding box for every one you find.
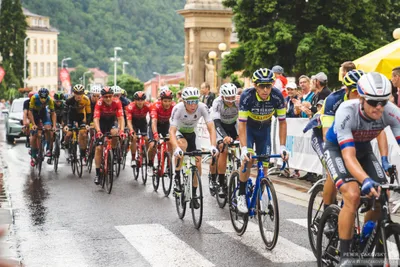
[110,128,119,149]
[217,142,228,186]
[130,134,137,163]
[323,173,337,208]
[148,140,156,165]
[78,128,88,157]
[174,136,187,189]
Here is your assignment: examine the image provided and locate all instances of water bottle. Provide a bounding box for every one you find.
[361,220,375,244]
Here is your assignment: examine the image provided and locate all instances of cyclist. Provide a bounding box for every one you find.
[169,87,218,209]
[93,86,125,185]
[148,89,175,166]
[88,85,102,118]
[23,91,36,148]
[125,91,150,168]
[28,88,56,167]
[324,72,400,265]
[237,68,288,214]
[53,92,66,125]
[64,84,91,161]
[209,83,239,197]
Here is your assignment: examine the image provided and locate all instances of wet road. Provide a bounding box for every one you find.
[4,136,319,267]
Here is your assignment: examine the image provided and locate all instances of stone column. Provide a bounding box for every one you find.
[184,28,189,86]
[192,27,201,88]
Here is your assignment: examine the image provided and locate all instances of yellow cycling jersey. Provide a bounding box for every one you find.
[65,95,91,114]
[29,94,55,111]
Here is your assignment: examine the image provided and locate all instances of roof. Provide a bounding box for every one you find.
[183,0,230,11]
[23,7,44,18]
[144,71,185,86]
[89,68,108,78]
[27,26,59,33]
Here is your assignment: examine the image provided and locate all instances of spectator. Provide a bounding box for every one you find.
[316,99,324,112]
[272,65,288,98]
[340,61,356,79]
[176,90,183,103]
[391,66,400,107]
[310,72,331,115]
[200,82,215,108]
[285,82,300,118]
[294,75,314,118]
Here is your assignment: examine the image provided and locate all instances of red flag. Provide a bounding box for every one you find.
[0,67,5,83]
[59,68,71,94]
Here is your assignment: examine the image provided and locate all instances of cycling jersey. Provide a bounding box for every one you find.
[326,100,400,149]
[119,96,131,109]
[93,99,124,119]
[321,89,347,129]
[29,94,55,112]
[54,101,66,124]
[125,102,150,122]
[170,102,212,133]
[65,95,91,115]
[238,87,286,127]
[23,99,30,111]
[211,96,238,140]
[150,101,175,124]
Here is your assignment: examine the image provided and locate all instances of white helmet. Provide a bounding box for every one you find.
[182,87,200,100]
[159,85,169,93]
[220,83,237,102]
[357,72,391,101]
[90,85,102,94]
[111,85,122,95]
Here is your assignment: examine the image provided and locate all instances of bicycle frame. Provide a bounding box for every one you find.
[136,133,146,166]
[156,137,169,177]
[103,136,113,174]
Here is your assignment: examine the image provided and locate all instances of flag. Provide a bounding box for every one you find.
[59,68,71,94]
[0,67,5,83]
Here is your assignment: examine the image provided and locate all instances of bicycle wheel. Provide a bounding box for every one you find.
[76,149,83,178]
[152,156,160,191]
[162,152,173,197]
[114,146,121,178]
[316,205,340,267]
[191,169,203,229]
[372,222,400,265]
[307,183,325,258]
[228,171,248,235]
[140,145,148,185]
[53,135,60,172]
[258,178,279,250]
[105,151,114,194]
[175,172,186,219]
[122,140,128,170]
[87,144,94,173]
[71,142,76,175]
[133,150,140,180]
[216,174,228,208]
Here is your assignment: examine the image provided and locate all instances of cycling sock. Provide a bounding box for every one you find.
[175,170,180,177]
[96,168,100,176]
[218,174,225,185]
[192,186,197,195]
[80,149,86,157]
[324,204,330,210]
[211,173,217,182]
[148,160,153,167]
[339,239,352,258]
[31,148,38,158]
[239,181,247,196]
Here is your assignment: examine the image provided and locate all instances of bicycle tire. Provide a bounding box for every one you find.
[162,152,173,197]
[53,133,60,172]
[216,174,228,209]
[87,138,95,173]
[105,150,114,194]
[308,183,324,258]
[141,145,148,185]
[71,141,76,175]
[316,205,340,267]
[371,222,400,265]
[258,178,279,250]
[133,150,139,180]
[152,155,160,191]
[37,135,45,177]
[175,171,186,219]
[122,139,128,170]
[76,150,83,178]
[115,145,121,178]
[191,169,203,229]
[228,171,248,235]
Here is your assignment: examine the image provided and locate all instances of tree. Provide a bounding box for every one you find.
[107,74,144,99]
[70,65,93,87]
[222,0,399,86]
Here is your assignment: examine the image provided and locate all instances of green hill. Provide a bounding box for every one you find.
[22,0,186,81]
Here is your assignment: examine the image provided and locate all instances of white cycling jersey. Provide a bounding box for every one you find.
[211,96,239,124]
[170,102,212,133]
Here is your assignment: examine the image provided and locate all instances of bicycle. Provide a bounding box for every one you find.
[151,134,173,196]
[208,141,241,208]
[229,153,286,250]
[31,125,46,177]
[52,123,62,172]
[67,124,84,178]
[86,127,96,173]
[121,127,130,170]
[174,150,213,229]
[96,133,117,194]
[132,131,148,185]
[113,136,122,178]
[317,166,400,267]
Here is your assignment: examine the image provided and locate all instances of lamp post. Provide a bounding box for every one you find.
[122,61,129,74]
[393,28,400,40]
[153,72,161,89]
[61,57,72,69]
[83,71,91,89]
[114,47,122,88]
[23,37,30,89]
[208,43,230,92]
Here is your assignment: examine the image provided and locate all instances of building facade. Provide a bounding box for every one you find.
[23,8,59,92]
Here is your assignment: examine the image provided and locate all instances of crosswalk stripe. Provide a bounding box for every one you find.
[287,218,308,228]
[207,220,315,263]
[115,224,215,267]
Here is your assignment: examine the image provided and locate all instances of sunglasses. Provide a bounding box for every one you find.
[366,99,388,107]
[103,95,113,99]
[257,84,272,89]
[92,95,100,97]
[185,99,199,105]
[39,96,47,100]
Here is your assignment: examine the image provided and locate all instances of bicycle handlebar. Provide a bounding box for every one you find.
[175,151,216,168]
[242,152,287,173]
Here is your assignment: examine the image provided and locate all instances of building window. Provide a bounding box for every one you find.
[33,39,37,54]
[33,19,37,26]
[33,63,37,77]
[40,63,44,76]
[53,40,57,54]
[46,63,50,76]
[40,39,44,54]
[47,40,50,54]
[52,62,57,76]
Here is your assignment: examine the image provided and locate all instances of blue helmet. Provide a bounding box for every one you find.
[252,68,275,84]
[38,88,49,98]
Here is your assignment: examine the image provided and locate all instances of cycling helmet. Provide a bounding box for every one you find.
[38,88,49,98]
[90,85,102,94]
[101,86,113,96]
[343,70,365,88]
[28,91,36,98]
[181,87,200,100]
[220,83,237,98]
[133,91,146,100]
[357,72,391,101]
[271,65,284,74]
[121,89,127,96]
[54,92,65,101]
[112,85,122,95]
[159,85,169,93]
[252,68,275,84]
[160,89,173,100]
[73,84,85,94]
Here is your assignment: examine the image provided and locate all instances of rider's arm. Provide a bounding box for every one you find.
[169,126,178,150]
[51,111,56,127]
[151,118,158,137]
[116,102,125,131]
[117,116,124,132]
[278,119,287,146]
[150,103,158,137]
[211,100,227,138]
[28,110,35,127]
[94,117,100,132]
[238,93,249,149]
[275,92,287,147]
[125,105,134,133]
[169,105,180,150]
[206,121,217,147]
[376,130,388,158]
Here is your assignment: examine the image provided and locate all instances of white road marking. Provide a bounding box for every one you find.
[116,224,214,267]
[287,218,308,228]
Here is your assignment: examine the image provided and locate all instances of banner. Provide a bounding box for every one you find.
[0,67,5,83]
[59,68,71,94]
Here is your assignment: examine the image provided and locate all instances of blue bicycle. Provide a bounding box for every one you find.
[229,154,286,250]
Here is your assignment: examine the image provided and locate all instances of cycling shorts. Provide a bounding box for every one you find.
[324,141,386,189]
[176,131,196,152]
[148,123,169,140]
[311,128,325,166]
[132,119,147,135]
[247,124,271,167]
[32,109,51,126]
[67,113,85,128]
[100,117,116,134]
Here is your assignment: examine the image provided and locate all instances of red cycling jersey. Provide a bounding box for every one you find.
[125,102,150,121]
[93,98,124,119]
[150,101,175,123]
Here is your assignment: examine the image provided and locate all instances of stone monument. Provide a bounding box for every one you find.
[178,0,233,93]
